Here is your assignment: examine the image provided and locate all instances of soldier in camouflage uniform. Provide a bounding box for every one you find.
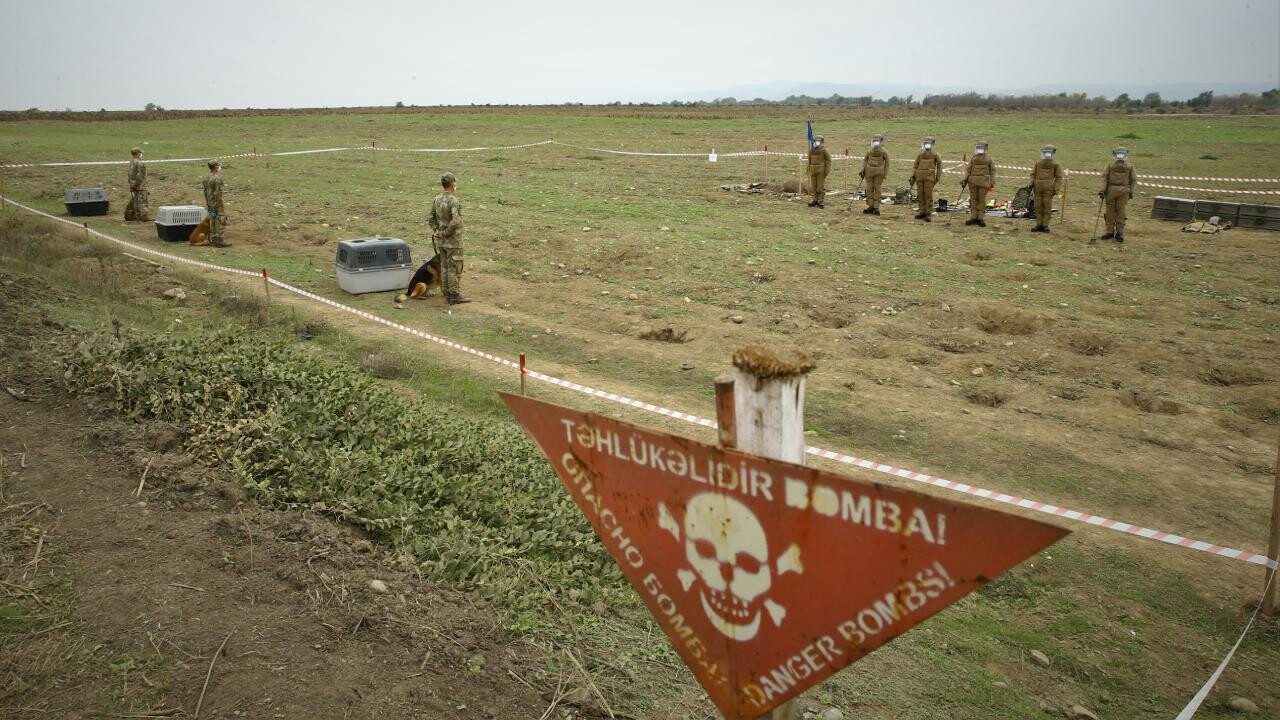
[430,172,469,304]
[202,160,229,248]
[127,147,149,221]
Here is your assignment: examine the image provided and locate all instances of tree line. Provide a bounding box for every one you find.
[631,89,1280,111]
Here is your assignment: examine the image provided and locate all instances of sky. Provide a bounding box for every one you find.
[1,0,1277,110]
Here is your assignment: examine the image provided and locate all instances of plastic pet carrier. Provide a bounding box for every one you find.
[154,205,208,242]
[64,188,109,216]
[335,237,414,294]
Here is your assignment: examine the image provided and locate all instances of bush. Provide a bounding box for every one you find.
[59,329,623,612]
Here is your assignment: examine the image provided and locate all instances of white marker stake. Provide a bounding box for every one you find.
[728,346,815,718]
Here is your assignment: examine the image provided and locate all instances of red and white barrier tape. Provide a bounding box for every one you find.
[1,147,355,169]
[2,194,1277,573]
[373,140,554,153]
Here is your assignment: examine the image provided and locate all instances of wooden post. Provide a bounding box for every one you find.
[1264,430,1280,616]
[371,140,377,165]
[763,145,768,184]
[722,346,815,720]
[261,268,272,323]
[714,376,736,449]
[844,149,849,193]
[1062,176,1069,220]
[519,353,527,396]
[0,162,6,208]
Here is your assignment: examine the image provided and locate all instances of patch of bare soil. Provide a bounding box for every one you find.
[975,306,1055,335]
[638,326,689,343]
[1064,331,1115,356]
[1120,390,1187,416]
[0,275,556,719]
[1200,362,1269,387]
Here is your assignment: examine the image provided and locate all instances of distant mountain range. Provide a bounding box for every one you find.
[669,81,1278,103]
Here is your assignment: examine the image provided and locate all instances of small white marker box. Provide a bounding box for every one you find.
[335,237,414,294]
[154,205,207,242]
[64,188,109,216]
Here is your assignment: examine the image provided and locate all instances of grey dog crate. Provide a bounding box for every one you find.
[335,237,414,294]
[64,187,109,216]
[154,205,207,242]
[1237,203,1280,231]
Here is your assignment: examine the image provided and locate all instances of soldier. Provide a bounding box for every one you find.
[1098,147,1136,241]
[960,141,995,227]
[202,160,229,248]
[859,134,888,215]
[127,147,149,221]
[1029,145,1064,233]
[430,172,470,304]
[806,136,831,208]
[910,137,941,221]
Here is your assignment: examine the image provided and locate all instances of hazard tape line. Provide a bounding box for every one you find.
[1,192,1276,572]
[0,147,356,169]
[373,140,554,153]
[1176,571,1273,719]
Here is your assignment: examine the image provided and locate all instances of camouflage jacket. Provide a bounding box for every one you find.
[429,192,464,248]
[202,172,224,211]
[129,159,147,191]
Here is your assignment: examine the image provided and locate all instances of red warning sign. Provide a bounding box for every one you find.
[501,393,1068,719]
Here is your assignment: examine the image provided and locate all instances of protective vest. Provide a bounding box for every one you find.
[965,156,994,185]
[1107,162,1131,186]
[808,147,831,177]
[863,149,887,178]
[1033,160,1061,190]
[913,151,940,182]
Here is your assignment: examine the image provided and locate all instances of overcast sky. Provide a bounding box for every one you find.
[1,0,1276,110]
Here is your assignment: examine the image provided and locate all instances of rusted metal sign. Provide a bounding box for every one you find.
[501,393,1068,719]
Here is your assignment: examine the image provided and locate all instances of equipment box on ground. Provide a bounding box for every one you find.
[64,188,109,216]
[155,205,207,242]
[1237,203,1280,231]
[335,237,414,294]
[1190,200,1241,225]
[1151,196,1194,222]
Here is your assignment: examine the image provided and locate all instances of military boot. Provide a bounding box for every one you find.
[871,208,880,215]
[964,218,979,226]
[1100,232,1115,240]
[1115,232,1125,242]
[923,214,932,223]
[862,207,875,214]
[446,295,472,305]
[976,219,986,227]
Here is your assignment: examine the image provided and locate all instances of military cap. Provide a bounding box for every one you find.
[1042,144,1057,153]
[208,159,221,169]
[440,172,457,186]
[131,147,143,155]
[1113,147,1128,155]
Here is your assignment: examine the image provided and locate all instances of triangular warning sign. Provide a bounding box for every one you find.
[501,393,1068,720]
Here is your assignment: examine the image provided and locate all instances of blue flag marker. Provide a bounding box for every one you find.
[807,120,814,144]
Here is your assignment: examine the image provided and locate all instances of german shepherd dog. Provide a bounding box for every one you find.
[395,255,442,304]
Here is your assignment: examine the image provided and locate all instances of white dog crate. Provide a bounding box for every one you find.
[335,237,414,294]
[64,188,109,216]
[154,205,207,242]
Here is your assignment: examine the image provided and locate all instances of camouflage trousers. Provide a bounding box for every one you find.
[128,190,150,221]
[440,245,464,297]
[209,211,227,246]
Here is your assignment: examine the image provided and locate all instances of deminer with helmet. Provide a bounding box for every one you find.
[1030,145,1064,233]
[806,135,832,208]
[910,137,942,221]
[960,141,996,227]
[859,134,888,214]
[1098,147,1137,241]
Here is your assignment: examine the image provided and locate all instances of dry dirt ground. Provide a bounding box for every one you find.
[0,277,575,718]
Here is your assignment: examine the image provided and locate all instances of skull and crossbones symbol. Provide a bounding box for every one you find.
[658,493,803,641]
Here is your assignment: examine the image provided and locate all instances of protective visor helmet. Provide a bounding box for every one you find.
[922,137,935,150]
[1113,147,1128,160]
[871,134,884,147]
[1042,144,1056,159]
[813,135,824,147]
[975,141,988,155]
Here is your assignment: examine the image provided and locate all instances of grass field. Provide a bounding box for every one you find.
[2,107,1279,718]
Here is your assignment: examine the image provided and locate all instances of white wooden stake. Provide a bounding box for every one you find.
[721,345,816,719]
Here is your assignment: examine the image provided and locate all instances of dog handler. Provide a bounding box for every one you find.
[430,172,470,304]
